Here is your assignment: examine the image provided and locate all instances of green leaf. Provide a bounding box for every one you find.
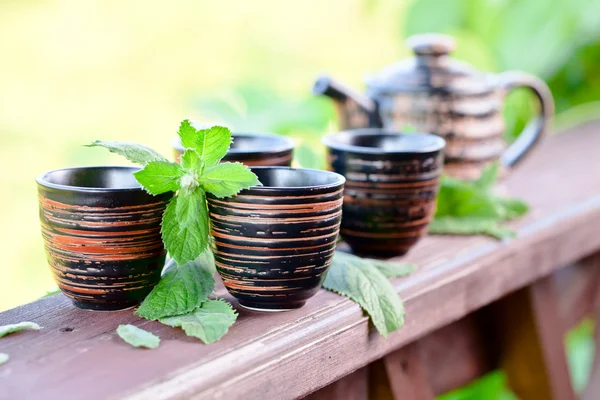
[85,141,167,165]
[432,166,529,239]
[178,122,232,168]
[177,119,198,149]
[0,353,8,365]
[202,162,261,198]
[0,321,41,338]
[323,252,405,337]
[176,188,206,228]
[198,248,217,276]
[134,161,183,195]
[161,195,209,266]
[435,176,504,219]
[180,149,202,171]
[429,217,516,239]
[334,252,415,278]
[116,324,160,349]
[40,287,60,298]
[159,299,238,344]
[474,163,499,191]
[495,197,529,220]
[136,258,215,320]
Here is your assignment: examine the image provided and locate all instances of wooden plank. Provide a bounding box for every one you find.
[419,312,495,394]
[313,313,496,398]
[556,255,600,330]
[1,121,600,399]
[304,367,368,400]
[494,276,575,399]
[379,342,435,399]
[583,287,600,400]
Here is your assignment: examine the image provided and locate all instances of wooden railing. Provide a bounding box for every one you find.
[2,121,600,399]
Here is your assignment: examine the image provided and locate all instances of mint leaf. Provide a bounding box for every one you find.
[116,324,160,349]
[178,123,232,168]
[0,321,41,338]
[473,162,499,191]
[495,197,529,220]
[323,252,405,337]
[159,299,238,344]
[432,164,529,239]
[41,287,60,298]
[198,248,217,275]
[334,252,415,278]
[85,141,167,165]
[180,149,202,171]
[176,188,207,228]
[136,258,215,320]
[161,195,209,266]
[429,217,516,239]
[0,353,8,365]
[177,119,198,149]
[203,162,261,198]
[133,161,183,195]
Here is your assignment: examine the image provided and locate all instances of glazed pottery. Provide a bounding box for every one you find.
[206,167,345,311]
[323,129,445,257]
[36,166,172,311]
[172,132,295,166]
[314,33,554,181]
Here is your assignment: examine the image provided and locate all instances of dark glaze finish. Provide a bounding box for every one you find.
[207,167,345,311]
[323,129,445,257]
[314,33,554,181]
[36,166,171,311]
[172,133,295,166]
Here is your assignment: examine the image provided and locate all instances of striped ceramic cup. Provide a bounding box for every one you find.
[37,166,171,311]
[207,167,345,311]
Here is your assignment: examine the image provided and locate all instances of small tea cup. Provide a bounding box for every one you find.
[36,166,172,311]
[206,166,345,311]
[323,129,445,257]
[172,132,295,166]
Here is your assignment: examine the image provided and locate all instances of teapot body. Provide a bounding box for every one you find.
[315,34,554,181]
[370,86,506,180]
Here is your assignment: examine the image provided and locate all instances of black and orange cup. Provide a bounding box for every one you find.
[172,133,295,166]
[207,167,345,311]
[36,166,172,311]
[323,129,446,257]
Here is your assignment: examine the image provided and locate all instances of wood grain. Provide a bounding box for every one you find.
[2,121,600,399]
[492,276,575,399]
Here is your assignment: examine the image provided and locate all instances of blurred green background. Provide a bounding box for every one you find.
[1,0,599,396]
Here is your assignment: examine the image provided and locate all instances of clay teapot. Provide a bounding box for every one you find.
[313,33,554,180]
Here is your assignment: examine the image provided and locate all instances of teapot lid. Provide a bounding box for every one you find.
[366,33,493,95]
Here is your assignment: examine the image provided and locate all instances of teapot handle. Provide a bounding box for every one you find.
[497,71,554,167]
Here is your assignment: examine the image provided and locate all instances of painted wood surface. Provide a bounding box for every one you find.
[2,121,600,399]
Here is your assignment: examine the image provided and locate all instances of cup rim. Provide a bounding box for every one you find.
[322,129,446,154]
[247,166,345,192]
[172,132,295,155]
[36,166,144,193]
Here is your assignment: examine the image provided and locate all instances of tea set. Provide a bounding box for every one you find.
[36,34,553,311]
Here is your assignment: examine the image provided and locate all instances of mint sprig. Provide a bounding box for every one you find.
[88,121,253,345]
[431,163,529,239]
[88,120,261,266]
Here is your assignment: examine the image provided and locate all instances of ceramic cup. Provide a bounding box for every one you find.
[36,166,172,311]
[206,167,345,311]
[323,129,446,257]
[172,132,295,166]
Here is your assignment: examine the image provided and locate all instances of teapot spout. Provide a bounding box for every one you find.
[313,75,381,129]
